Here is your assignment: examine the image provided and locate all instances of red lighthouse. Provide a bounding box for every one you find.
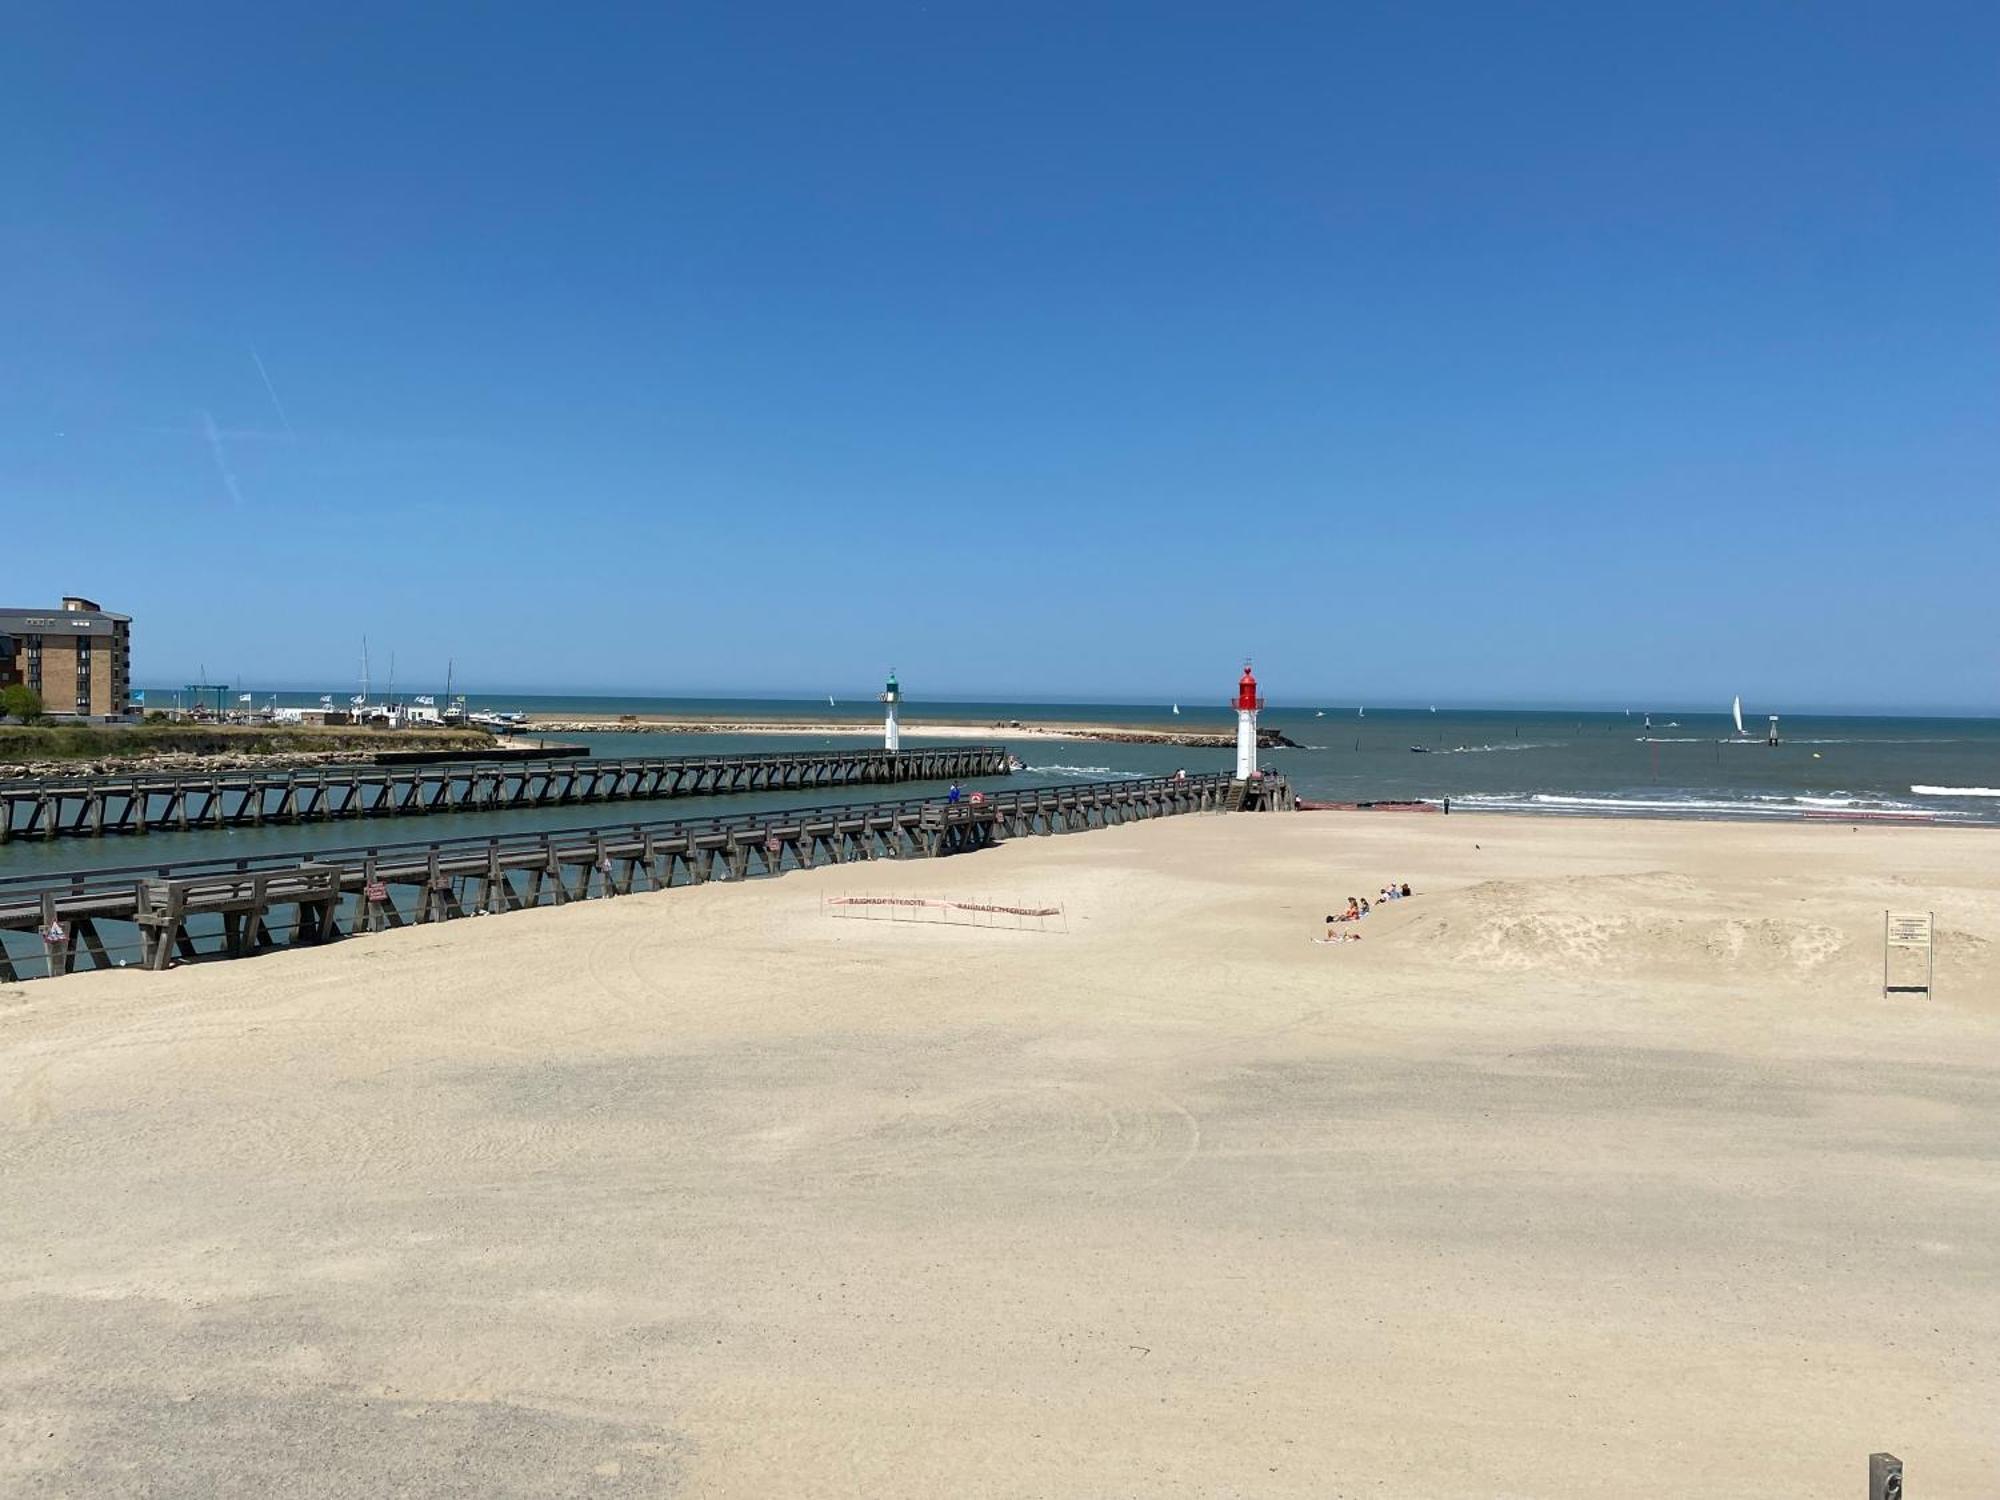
[1234,662,1262,778]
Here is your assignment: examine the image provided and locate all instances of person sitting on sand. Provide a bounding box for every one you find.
[1359,898,1371,917]
[1344,897,1360,922]
[1400,881,1412,898]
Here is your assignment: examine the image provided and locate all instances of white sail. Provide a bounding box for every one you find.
[1732,695,1744,736]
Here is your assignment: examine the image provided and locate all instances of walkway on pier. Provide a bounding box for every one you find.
[0,772,1293,980]
[0,745,1009,843]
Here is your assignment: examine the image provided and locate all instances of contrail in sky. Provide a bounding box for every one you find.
[201,410,246,507]
[249,345,296,438]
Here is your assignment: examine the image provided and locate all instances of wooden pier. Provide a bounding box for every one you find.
[0,772,1292,980]
[0,745,1009,843]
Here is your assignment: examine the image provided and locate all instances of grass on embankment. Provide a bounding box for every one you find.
[0,723,497,763]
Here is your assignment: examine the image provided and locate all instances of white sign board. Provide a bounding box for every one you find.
[1886,913,1932,949]
[1883,910,1935,997]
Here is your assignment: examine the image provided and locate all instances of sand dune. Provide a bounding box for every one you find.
[2,812,1995,1496]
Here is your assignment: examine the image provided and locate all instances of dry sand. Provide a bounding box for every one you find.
[2,812,1996,1497]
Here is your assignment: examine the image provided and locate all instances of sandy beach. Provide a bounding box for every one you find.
[3,811,1995,1496]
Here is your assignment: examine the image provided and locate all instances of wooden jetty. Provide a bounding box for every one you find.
[0,745,1009,843]
[0,772,1292,980]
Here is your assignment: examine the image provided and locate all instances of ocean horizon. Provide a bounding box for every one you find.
[137,686,1998,721]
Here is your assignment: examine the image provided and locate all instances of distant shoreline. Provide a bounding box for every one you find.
[514,713,1297,749]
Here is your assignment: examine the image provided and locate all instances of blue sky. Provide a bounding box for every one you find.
[4,3,1995,711]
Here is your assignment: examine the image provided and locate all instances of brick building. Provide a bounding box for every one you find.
[0,597,133,718]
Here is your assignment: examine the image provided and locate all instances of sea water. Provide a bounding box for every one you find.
[526,699,2000,825]
[3,698,1994,879]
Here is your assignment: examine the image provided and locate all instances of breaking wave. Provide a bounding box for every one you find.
[1912,785,2000,798]
[1447,790,1973,822]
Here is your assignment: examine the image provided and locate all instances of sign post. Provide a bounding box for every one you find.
[1883,911,1934,999]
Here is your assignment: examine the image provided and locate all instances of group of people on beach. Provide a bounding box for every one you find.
[1323,881,1413,940]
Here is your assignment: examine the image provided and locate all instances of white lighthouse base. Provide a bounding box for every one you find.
[1235,711,1258,779]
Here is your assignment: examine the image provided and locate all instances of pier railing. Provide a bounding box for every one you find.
[0,772,1292,980]
[0,745,1011,843]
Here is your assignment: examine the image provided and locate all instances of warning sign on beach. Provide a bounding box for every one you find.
[1883,910,1935,997]
[1886,912,1932,949]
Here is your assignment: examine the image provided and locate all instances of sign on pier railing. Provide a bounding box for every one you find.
[1882,910,1934,998]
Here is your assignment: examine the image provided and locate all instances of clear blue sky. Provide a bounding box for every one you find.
[4,3,1995,711]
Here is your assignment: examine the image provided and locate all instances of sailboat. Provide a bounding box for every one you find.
[1171,703,1180,715]
[1732,694,1745,736]
[1358,706,1365,718]
[827,695,836,708]
[1314,709,1325,718]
